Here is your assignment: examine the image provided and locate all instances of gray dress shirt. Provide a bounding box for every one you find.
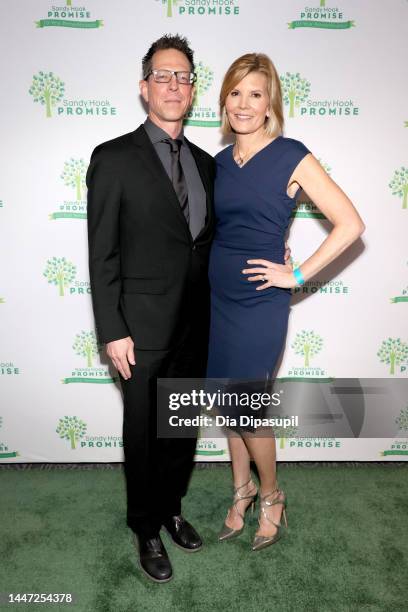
[143,117,207,240]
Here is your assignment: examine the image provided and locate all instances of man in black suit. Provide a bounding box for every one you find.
[86,34,215,583]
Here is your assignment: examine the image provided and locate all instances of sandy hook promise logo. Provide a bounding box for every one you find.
[292,159,330,219]
[193,62,213,106]
[280,72,310,118]
[61,158,86,201]
[49,158,88,220]
[280,72,359,118]
[36,1,103,29]
[286,329,332,380]
[292,330,323,368]
[29,72,65,118]
[56,415,123,450]
[43,257,91,296]
[29,71,117,118]
[389,167,408,210]
[290,257,349,297]
[0,416,19,459]
[288,0,355,30]
[73,331,99,368]
[155,0,240,17]
[61,331,118,384]
[268,419,298,450]
[43,257,76,296]
[390,279,408,305]
[381,406,408,457]
[377,338,408,375]
[0,362,20,376]
[195,437,227,456]
[56,416,87,449]
[185,61,220,127]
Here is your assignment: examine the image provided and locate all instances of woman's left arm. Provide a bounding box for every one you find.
[244,154,366,289]
[288,153,365,282]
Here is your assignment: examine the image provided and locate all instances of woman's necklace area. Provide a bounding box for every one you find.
[234,139,273,168]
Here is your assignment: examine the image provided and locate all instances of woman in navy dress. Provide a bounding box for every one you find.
[207,54,365,550]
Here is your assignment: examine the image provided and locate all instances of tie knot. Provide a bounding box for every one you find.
[162,137,182,153]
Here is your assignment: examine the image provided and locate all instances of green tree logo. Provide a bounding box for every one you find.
[43,257,76,296]
[377,338,408,375]
[289,256,301,269]
[273,420,298,449]
[292,330,323,367]
[56,416,87,450]
[29,71,65,118]
[61,159,87,201]
[320,0,326,6]
[160,0,178,17]
[395,407,408,432]
[280,72,311,118]
[73,331,99,367]
[389,167,408,209]
[66,0,72,6]
[318,159,331,175]
[193,62,214,106]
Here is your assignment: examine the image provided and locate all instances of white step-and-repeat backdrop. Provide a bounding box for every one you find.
[1,1,407,462]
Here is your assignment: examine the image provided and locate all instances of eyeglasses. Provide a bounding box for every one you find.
[144,69,197,85]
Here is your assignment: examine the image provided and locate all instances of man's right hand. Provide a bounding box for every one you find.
[106,336,135,380]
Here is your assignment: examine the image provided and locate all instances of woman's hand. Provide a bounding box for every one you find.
[284,241,291,263]
[242,259,296,290]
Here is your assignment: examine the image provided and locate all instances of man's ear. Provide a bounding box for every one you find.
[139,79,148,104]
[189,85,196,105]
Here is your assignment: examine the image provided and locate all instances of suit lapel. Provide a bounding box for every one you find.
[131,125,191,239]
[131,125,214,243]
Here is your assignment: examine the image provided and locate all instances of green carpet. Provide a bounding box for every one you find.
[0,464,407,612]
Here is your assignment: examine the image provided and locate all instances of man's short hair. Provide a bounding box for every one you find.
[142,34,195,79]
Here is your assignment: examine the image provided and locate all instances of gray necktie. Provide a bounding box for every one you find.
[162,138,190,224]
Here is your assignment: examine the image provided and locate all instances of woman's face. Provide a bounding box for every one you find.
[225,71,270,136]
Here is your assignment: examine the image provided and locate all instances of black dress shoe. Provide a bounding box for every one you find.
[162,515,203,552]
[134,534,173,583]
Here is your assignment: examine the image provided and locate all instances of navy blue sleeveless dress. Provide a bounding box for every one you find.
[206,136,310,379]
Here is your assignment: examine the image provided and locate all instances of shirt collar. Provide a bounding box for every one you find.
[144,116,185,144]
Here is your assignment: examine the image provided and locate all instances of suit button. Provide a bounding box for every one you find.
[192,245,196,251]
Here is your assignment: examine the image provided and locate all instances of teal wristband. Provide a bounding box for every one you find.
[293,267,305,286]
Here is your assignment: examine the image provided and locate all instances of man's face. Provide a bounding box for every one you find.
[140,48,195,125]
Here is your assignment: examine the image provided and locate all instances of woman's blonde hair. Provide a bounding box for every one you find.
[220,53,284,137]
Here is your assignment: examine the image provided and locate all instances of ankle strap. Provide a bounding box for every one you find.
[233,478,255,498]
[230,478,257,521]
[260,488,284,505]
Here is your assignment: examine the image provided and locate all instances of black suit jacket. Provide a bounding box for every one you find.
[86,124,215,350]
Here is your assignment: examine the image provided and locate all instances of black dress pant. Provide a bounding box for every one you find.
[120,275,209,539]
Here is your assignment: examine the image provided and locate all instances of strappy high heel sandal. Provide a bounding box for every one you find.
[218,478,258,542]
[252,487,287,551]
